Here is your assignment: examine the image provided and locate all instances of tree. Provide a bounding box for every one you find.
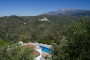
[52,39,68,60]
[19,47,34,60]
[66,19,90,60]
[52,19,90,60]
[0,43,34,60]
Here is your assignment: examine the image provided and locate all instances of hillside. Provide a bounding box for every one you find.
[0,15,80,42]
[41,9,90,16]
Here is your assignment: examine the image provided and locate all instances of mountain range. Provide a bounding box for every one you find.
[41,9,90,16]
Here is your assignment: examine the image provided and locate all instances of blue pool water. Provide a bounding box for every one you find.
[40,46,51,53]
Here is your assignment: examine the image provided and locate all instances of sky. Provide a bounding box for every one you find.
[0,0,90,16]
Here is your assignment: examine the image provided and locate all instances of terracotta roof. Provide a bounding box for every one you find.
[34,50,40,57]
[21,43,40,57]
[23,43,36,48]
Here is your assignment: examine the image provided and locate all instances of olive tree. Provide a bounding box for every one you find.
[52,19,90,60]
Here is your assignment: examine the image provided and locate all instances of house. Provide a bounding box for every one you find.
[18,41,23,46]
[39,17,49,21]
[18,41,49,60]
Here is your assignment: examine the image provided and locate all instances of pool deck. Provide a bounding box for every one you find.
[29,42,52,49]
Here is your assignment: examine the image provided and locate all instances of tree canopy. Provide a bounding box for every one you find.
[52,19,90,60]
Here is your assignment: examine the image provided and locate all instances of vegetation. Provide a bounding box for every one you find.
[0,40,8,46]
[52,19,90,60]
[0,44,34,60]
[0,15,78,43]
[0,15,90,60]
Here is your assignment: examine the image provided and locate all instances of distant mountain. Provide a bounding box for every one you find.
[41,9,90,16]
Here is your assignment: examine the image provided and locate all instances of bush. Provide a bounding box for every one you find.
[0,40,8,46]
[21,38,30,43]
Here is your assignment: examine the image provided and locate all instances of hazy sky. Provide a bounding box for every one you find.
[0,0,90,16]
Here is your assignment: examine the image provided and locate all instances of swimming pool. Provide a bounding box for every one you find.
[40,46,51,53]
